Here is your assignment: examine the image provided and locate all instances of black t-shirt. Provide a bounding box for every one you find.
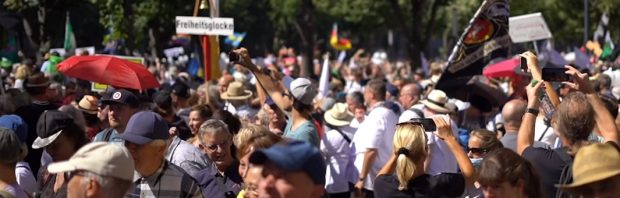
[522,146,572,198]
[15,102,59,174]
[374,173,465,198]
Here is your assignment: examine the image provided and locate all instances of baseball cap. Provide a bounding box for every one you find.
[100,89,139,108]
[171,82,190,99]
[33,110,80,149]
[0,115,28,143]
[120,111,170,145]
[47,142,135,181]
[289,78,318,106]
[0,127,27,164]
[249,141,326,184]
[556,143,620,189]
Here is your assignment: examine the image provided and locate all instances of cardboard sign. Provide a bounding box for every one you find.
[175,16,234,35]
[91,82,109,92]
[509,13,553,43]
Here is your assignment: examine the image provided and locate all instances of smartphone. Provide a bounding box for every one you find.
[229,52,239,62]
[520,56,528,71]
[542,68,571,82]
[411,118,437,132]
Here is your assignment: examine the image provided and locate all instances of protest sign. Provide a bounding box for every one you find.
[175,16,234,36]
[509,13,552,43]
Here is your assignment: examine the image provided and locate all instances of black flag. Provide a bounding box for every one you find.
[436,0,510,93]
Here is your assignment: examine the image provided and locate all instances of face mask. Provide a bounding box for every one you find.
[470,157,484,169]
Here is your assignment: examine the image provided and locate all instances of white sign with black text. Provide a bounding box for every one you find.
[175,16,234,36]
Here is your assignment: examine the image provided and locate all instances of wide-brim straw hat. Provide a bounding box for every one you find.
[421,90,451,114]
[324,103,354,127]
[221,81,253,100]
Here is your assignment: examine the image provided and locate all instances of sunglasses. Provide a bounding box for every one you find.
[468,147,490,154]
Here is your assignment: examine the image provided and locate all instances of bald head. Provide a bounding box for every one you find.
[502,99,527,129]
[399,83,421,109]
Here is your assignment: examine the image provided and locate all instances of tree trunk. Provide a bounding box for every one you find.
[297,0,315,78]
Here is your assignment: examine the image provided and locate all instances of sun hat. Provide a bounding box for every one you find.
[220,81,253,100]
[289,78,318,106]
[324,103,354,127]
[47,142,135,181]
[250,141,326,185]
[32,110,79,149]
[556,143,620,189]
[421,90,451,114]
[78,95,99,115]
[25,72,51,88]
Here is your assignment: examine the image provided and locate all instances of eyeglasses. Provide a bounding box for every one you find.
[202,139,231,152]
[65,170,87,181]
[468,147,490,154]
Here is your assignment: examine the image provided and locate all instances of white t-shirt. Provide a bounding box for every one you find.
[352,102,397,190]
[321,126,356,193]
[3,183,29,198]
[15,161,36,195]
[397,107,459,175]
[425,114,459,175]
[534,117,558,147]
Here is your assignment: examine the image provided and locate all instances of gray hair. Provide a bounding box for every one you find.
[198,119,231,143]
[80,172,132,198]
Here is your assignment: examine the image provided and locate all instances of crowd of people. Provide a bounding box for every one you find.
[0,45,619,198]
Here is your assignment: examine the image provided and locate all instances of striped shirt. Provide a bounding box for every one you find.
[126,160,202,198]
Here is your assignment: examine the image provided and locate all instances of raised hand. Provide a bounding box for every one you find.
[562,65,593,94]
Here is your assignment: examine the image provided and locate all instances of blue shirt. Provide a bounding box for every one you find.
[93,128,125,146]
[283,117,319,147]
[166,136,214,179]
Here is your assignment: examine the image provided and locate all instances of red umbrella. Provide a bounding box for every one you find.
[57,56,159,90]
[483,57,520,78]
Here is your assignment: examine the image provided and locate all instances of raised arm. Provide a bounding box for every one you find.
[516,79,543,155]
[563,65,619,143]
[432,116,474,185]
[233,48,292,111]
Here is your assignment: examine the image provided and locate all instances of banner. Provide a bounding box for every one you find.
[438,0,510,86]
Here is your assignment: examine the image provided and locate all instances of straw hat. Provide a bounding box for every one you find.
[324,103,354,127]
[221,81,253,100]
[556,143,620,190]
[421,90,451,114]
[78,95,99,115]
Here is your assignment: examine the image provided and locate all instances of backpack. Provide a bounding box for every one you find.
[554,148,574,198]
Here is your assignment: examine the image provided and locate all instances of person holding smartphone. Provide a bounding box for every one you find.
[373,117,474,197]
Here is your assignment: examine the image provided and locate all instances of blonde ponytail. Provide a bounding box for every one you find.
[393,124,428,191]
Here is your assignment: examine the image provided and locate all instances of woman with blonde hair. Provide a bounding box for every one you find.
[462,129,504,197]
[373,117,474,197]
[233,124,282,198]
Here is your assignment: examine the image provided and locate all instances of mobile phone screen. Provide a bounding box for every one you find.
[520,57,528,71]
[542,68,571,82]
[411,118,437,132]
